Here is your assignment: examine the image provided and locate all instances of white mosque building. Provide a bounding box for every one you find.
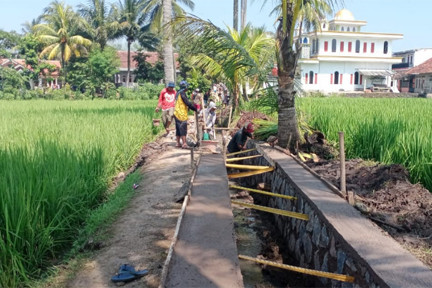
[298,9,403,93]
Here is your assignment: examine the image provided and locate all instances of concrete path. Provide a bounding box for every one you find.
[260,145,432,288]
[163,154,243,288]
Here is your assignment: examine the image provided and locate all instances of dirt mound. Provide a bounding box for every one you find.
[305,158,432,267]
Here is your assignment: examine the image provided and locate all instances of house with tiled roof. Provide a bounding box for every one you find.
[0,58,61,88]
[115,51,179,87]
[405,57,432,94]
[392,48,432,92]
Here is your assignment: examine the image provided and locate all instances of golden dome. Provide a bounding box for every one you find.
[334,9,355,21]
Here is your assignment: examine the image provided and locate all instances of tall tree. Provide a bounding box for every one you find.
[268,0,338,151]
[113,0,148,87]
[233,0,239,31]
[78,0,118,51]
[162,0,175,83]
[35,0,92,82]
[241,0,247,29]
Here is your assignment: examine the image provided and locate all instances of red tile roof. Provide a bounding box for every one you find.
[116,51,179,70]
[407,57,432,75]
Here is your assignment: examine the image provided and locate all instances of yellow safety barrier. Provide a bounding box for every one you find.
[231,200,308,220]
[226,148,257,157]
[229,185,297,200]
[225,155,262,162]
[238,255,355,283]
[225,163,272,170]
[228,167,274,179]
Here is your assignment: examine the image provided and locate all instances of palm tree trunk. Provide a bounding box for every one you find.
[127,39,131,88]
[233,0,239,32]
[241,0,247,30]
[162,0,175,83]
[276,2,300,151]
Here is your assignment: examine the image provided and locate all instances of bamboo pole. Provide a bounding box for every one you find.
[225,155,262,162]
[229,185,297,200]
[226,148,257,157]
[228,105,233,128]
[238,255,355,283]
[231,200,308,220]
[228,167,274,179]
[225,163,272,170]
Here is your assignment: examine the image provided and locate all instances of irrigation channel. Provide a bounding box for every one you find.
[226,149,350,287]
[231,185,304,287]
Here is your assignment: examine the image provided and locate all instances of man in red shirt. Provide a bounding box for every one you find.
[155,82,176,135]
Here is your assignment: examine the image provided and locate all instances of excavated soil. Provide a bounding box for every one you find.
[237,110,432,269]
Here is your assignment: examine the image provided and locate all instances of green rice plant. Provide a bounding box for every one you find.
[0,100,162,287]
[298,97,432,192]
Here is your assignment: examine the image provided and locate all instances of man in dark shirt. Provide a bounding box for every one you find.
[227,122,254,154]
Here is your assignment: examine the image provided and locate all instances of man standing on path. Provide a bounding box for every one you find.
[227,122,254,154]
[155,82,176,136]
[174,80,198,148]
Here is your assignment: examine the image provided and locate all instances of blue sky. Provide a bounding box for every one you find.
[0,0,430,52]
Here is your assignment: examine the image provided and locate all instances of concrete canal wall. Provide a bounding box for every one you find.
[239,143,432,288]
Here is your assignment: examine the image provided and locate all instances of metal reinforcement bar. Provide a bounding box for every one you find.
[225,154,262,162]
[227,167,274,179]
[238,255,355,283]
[226,148,257,157]
[229,185,297,200]
[225,163,272,170]
[231,200,309,221]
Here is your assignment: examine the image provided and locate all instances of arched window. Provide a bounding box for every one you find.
[354,72,360,84]
[355,40,360,53]
[332,39,337,52]
[303,37,308,44]
[341,27,344,32]
[312,39,316,53]
[347,27,350,32]
[353,27,356,32]
[309,71,314,84]
[334,71,339,84]
[323,23,326,29]
[384,41,388,54]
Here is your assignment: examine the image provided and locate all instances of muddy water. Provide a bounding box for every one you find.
[233,201,291,287]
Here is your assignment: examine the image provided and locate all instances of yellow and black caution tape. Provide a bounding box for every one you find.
[229,185,297,200]
[225,154,262,162]
[231,200,308,220]
[238,255,354,283]
[228,167,274,179]
[226,148,257,157]
[225,163,272,170]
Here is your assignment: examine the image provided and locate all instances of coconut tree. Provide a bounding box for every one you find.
[233,0,239,31]
[176,17,274,111]
[112,0,148,87]
[78,0,118,51]
[35,1,92,82]
[162,0,175,83]
[266,0,339,151]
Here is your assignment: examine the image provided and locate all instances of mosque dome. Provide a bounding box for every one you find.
[334,9,355,21]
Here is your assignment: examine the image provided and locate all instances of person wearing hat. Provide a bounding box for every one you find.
[173,80,199,148]
[227,122,254,154]
[204,101,217,139]
[155,81,176,135]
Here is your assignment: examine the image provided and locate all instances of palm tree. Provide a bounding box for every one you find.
[112,0,148,87]
[21,17,42,34]
[78,0,118,51]
[267,0,339,151]
[162,0,175,83]
[241,0,247,29]
[176,17,274,111]
[35,1,92,82]
[233,0,239,31]
[143,0,194,34]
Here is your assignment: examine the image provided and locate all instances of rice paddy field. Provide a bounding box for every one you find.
[0,100,161,287]
[298,97,432,193]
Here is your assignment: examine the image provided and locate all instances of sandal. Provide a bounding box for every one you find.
[175,143,181,148]
[182,144,189,149]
